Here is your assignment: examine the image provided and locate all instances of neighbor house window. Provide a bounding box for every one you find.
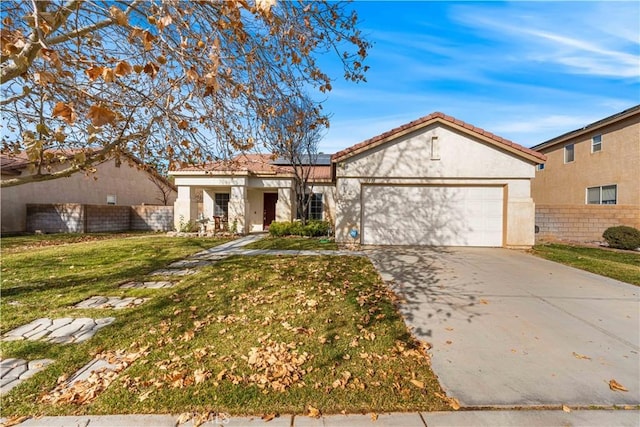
[564,144,574,163]
[106,195,117,205]
[536,163,545,171]
[592,135,602,153]
[587,185,617,205]
[214,193,229,217]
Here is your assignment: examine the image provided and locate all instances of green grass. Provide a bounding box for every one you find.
[531,243,640,286]
[0,236,448,417]
[244,236,338,251]
[0,232,153,254]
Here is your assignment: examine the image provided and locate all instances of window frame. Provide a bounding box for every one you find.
[564,143,575,163]
[586,184,617,205]
[536,163,545,171]
[591,135,602,153]
[308,192,323,220]
[213,193,230,217]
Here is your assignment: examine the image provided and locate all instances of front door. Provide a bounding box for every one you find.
[263,193,278,229]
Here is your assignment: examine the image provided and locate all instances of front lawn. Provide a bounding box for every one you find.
[244,236,338,251]
[531,243,640,286]
[0,236,449,417]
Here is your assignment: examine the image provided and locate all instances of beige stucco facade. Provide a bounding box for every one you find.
[333,120,541,247]
[170,113,544,247]
[1,157,176,233]
[531,108,640,206]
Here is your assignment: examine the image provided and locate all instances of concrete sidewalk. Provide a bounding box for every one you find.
[5,410,639,426]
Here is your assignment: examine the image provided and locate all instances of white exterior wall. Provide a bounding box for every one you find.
[334,124,537,247]
[2,158,177,233]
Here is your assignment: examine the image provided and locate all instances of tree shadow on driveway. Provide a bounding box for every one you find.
[365,246,484,340]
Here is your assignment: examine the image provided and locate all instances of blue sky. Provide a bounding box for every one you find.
[316,1,640,154]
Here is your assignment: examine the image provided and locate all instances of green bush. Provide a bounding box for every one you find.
[268,220,332,237]
[603,226,640,250]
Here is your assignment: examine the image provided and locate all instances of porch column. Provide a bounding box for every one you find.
[276,187,293,222]
[202,189,215,220]
[174,186,198,230]
[228,185,248,234]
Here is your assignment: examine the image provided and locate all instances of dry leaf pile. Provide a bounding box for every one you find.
[40,345,149,405]
[242,337,313,392]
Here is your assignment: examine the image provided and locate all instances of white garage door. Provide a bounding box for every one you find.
[362,185,503,246]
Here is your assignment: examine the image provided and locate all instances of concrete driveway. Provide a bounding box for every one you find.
[366,247,640,407]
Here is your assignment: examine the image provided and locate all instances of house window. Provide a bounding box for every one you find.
[564,144,574,163]
[592,135,602,153]
[298,193,323,220]
[106,194,117,205]
[214,193,229,217]
[587,185,617,205]
[536,163,545,171]
[309,193,323,220]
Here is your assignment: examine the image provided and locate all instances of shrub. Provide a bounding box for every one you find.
[603,226,640,250]
[269,220,332,237]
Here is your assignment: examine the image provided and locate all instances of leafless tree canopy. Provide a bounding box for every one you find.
[0,0,370,187]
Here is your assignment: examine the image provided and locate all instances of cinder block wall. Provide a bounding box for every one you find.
[131,205,174,231]
[535,204,640,243]
[25,204,174,234]
[85,205,131,232]
[26,204,85,233]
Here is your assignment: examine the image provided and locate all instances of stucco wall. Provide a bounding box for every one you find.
[334,124,537,247]
[2,158,176,233]
[535,204,640,243]
[532,115,640,206]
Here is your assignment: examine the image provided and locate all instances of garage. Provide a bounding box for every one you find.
[332,112,545,247]
[362,185,504,246]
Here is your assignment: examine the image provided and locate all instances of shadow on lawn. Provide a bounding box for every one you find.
[365,246,484,340]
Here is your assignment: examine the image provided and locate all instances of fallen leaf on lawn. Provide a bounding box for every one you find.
[562,405,571,413]
[307,405,321,418]
[609,379,628,392]
[410,379,425,389]
[572,352,591,360]
[261,413,277,422]
[138,389,153,401]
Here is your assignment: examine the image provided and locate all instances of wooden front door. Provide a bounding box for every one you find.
[263,193,278,229]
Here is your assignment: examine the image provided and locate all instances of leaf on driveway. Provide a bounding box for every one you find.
[562,405,571,413]
[609,379,628,392]
[261,413,277,422]
[572,352,591,360]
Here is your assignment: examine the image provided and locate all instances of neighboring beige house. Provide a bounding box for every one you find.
[531,105,640,242]
[1,152,177,233]
[172,112,545,247]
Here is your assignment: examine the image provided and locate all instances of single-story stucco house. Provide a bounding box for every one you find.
[170,112,546,247]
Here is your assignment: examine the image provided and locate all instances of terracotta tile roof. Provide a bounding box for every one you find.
[172,153,333,181]
[331,112,546,163]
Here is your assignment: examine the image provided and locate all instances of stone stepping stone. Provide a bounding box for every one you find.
[149,268,195,276]
[74,296,148,310]
[65,358,122,387]
[1,358,53,395]
[120,280,174,289]
[167,259,215,268]
[2,317,115,344]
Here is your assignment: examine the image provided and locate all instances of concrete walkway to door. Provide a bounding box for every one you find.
[366,247,640,408]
